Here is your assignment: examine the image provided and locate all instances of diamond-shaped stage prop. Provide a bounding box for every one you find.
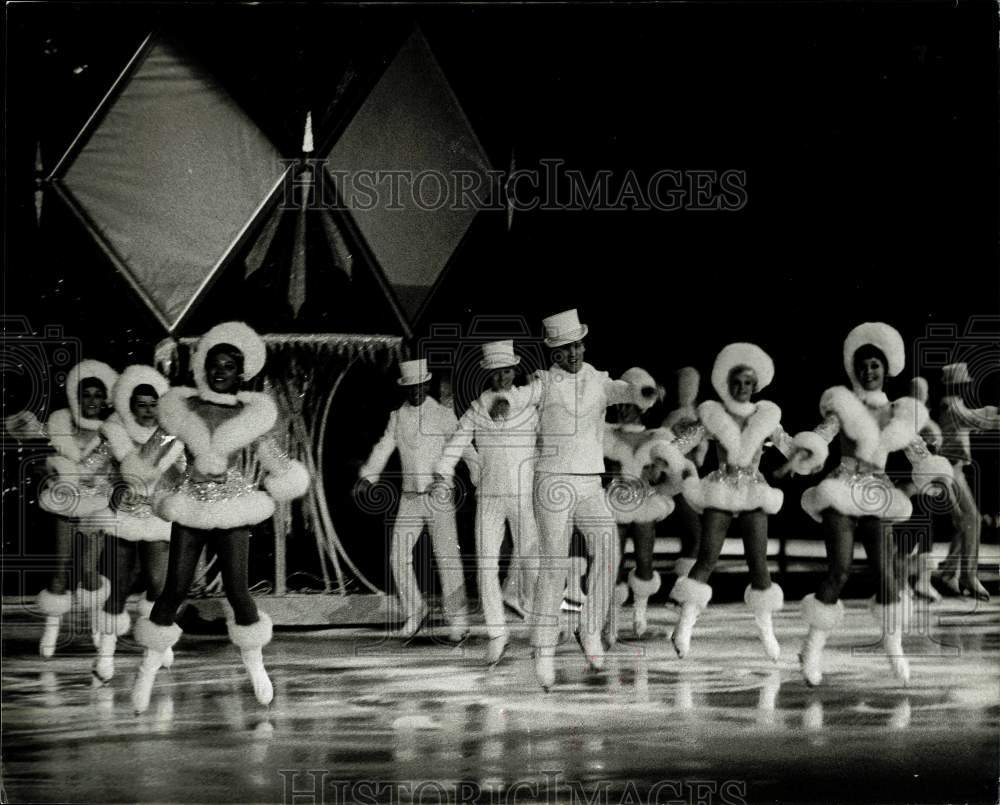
[51,36,288,333]
[326,29,493,324]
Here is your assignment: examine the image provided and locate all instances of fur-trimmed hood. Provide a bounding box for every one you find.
[157,387,278,476]
[65,360,119,430]
[697,399,781,467]
[843,322,905,394]
[112,365,170,444]
[191,322,267,405]
[710,343,775,417]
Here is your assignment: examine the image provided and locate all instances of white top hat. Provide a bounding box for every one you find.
[542,309,589,348]
[480,340,521,370]
[942,362,972,385]
[397,358,432,386]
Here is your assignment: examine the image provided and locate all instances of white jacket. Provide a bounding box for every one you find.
[361,397,475,493]
[532,363,657,475]
[437,386,538,496]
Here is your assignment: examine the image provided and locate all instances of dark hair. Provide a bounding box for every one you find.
[131,384,159,402]
[78,378,107,397]
[205,343,245,373]
[853,344,887,373]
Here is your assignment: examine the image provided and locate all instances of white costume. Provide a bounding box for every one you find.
[529,310,659,689]
[360,359,476,638]
[671,344,791,660]
[36,359,119,658]
[791,323,953,686]
[437,341,540,662]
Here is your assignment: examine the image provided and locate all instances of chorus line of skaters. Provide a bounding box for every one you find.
[17,313,998,708]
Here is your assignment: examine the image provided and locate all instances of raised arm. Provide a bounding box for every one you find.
[605,373,660,410]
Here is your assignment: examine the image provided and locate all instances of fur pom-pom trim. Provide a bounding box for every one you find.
[111,510,172,542]
[800,593,844,631]
[37,588,73,616]
[790,431,830,475]
[113,365,170,442]
[684,474,783,515]
[671,576,713,609]
[95,608,132,636]
[66,360,119,429]
[227,612,273,650]
[194,453,229,477]
[74,577,110,609]
[910,455,954,496]
[628,569,662,598]
[843,322,905,385]
[158,489,275,529]
[801,476,912,523]
[744,584,784,614]
[264,459,310,502]
[46,409,82,461]
[134,617,182,652]
[101,416,139,462]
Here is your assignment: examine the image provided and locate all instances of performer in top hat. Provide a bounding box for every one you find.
[779,322,953,686]
[359,358,478,643]
[935,362,1000,600]
[35,359,119,659]
[91,364,184,683]
[529,309,660,690]
[436,340,541,665]
[129,322,310,713]
[670,343,795,661]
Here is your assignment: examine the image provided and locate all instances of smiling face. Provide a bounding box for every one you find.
[551,340,585,374]
[130,393,159,428]
[853,346,887,392]
[206,350,243,394]
[728,366,758,404]
[489,367,516,392]
[79,381,107,419]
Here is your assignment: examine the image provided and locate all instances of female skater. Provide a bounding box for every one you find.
[129,322,309,712]
[670,343,794,661]
[91,365,184,683]
[780,323,953,686]
[36,359,119,658]
[603,367,692,641]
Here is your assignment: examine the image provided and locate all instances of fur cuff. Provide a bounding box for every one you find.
[95,608,132,636]
[628,569,661,598]
[800,593,844,631]
[744,583,784,614]
[671,576,712,609]
[227,612,273,650]
[264,459,310,502]
[37,589,73,616]
[134,617,183,651]
[790,431,829,475]
[75,576,110,609]
[158,489,275,529]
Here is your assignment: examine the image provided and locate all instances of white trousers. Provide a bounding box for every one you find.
[531,474,619,648]
[390,493,468,624]
[476,493,539,639]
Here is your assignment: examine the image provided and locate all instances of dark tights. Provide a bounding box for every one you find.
[689,508,772,590]
[103,539,169,615]
[816,511,898,605]
[150,525,259,627]
[46,518,103,595]
[616,521,657,583]
[675,496,704,560]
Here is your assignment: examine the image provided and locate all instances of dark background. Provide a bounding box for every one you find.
[5,2,999,588]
